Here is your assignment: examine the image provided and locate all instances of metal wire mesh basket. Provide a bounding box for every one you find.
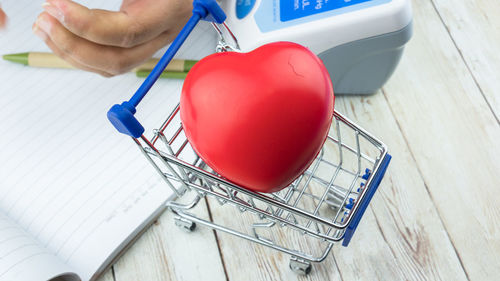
[107,0,391,274]
[133,103,391,273]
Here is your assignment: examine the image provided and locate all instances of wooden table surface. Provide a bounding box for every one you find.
[97,0,500,280]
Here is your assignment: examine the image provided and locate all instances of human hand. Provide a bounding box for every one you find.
[33,0,193,77]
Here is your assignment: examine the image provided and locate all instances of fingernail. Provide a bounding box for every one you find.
[42,2,64,22]
[36,16,52,34]
[32,24,48,40]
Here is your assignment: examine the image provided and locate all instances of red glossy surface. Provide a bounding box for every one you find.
[180,42,334,193]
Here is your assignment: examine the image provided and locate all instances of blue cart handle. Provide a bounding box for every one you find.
[342,153,392,247]
[107,0,226,138]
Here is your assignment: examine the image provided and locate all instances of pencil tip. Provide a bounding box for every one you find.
[3,52,29,65]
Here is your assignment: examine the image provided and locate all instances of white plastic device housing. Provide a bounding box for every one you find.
[220,0,412,54]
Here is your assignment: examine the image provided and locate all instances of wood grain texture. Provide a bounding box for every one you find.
[430,0,500,120]
[206,195,345,281]
[108,197,226,281]
[97,269,115,281]
[381,0,500,279]
[94,0,500,280]
[331,94,469,281]
[205,88,469,280]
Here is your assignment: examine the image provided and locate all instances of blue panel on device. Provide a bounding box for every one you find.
[280,0,373,22]
[236,0,256,19]
[254,0,391,33]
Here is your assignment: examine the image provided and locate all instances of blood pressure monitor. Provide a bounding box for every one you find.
[220,0,413,94]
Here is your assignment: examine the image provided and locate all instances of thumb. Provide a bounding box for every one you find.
[42,0,191,48]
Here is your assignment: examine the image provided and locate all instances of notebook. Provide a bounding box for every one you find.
[0,1,217,280]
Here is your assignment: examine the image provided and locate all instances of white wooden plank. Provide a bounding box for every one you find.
[381,0,500,279]
[109,197,226,281]
[332,94,468,281]
[95,0,500,279]
[205,91,468,280]
[431,0,500,120]
[96,269,115,281]
[206,196,346,281]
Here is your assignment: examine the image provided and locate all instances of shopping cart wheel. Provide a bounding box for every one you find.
[174,215,197,232]
[289,256,312,275]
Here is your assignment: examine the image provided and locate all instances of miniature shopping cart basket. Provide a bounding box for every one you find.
[107,0,392,274]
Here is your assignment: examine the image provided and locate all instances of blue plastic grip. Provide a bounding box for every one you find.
[107,101,144,138]
[107,0,226,138]
[342,154,392,247]
[194,0,227,23]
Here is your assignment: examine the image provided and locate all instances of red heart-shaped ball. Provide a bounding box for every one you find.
[180,42,334,193]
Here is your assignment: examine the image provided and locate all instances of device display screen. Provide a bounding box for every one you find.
[280,0,374,22]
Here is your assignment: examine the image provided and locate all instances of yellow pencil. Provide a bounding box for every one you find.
[2,52,198,73]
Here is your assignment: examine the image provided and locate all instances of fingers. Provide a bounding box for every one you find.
[42,0,191,48]
[0,7,7,29]
[32,0,192,76]
[34,12,175,76]
[32,22,113,77]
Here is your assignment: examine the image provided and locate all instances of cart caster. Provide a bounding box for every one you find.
[174,216,196,232]
[289,257,312,275]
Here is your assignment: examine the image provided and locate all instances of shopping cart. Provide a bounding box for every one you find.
[108,0,392,274]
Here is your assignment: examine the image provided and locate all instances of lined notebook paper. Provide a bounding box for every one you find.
[0,1,216,280]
